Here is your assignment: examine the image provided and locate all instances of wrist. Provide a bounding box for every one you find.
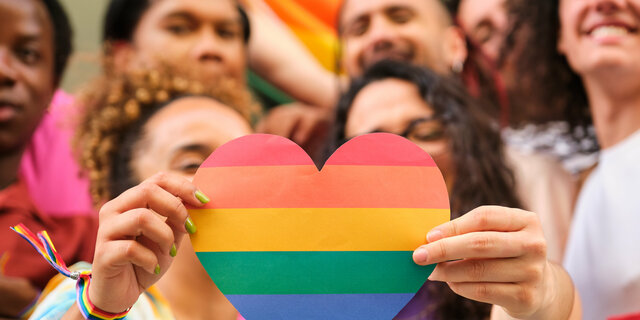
[80,275,131,319]
[527,262,574,320]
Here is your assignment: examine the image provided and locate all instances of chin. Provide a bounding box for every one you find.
[574,50,639,75]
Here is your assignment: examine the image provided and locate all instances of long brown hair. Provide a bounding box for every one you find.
[503,0,596,144]
[327,60,521,319]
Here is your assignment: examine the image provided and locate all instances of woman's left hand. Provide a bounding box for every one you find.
[413,206,576,319]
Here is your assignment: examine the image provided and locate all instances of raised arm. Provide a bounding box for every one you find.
[243,0,339,110]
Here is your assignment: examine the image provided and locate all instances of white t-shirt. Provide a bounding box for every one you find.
[564,129,640,320]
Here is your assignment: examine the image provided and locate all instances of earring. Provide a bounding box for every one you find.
[451,61,464,74]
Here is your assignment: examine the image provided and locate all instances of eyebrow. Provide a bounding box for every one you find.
[163,11,241,25]
[16,34,43,42]
[343,5,414,28]
[385,5,415,14]
[170,143,212,156]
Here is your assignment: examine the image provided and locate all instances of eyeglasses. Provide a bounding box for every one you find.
[342,117,449,156]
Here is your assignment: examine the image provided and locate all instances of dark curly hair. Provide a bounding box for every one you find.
[75,67,258,205]
[327,60,521,319]
[503,0,594,141]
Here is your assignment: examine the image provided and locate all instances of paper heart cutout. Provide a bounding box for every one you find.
[189,133,450,320]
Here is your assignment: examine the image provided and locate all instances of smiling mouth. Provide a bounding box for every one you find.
[588,24,638,40]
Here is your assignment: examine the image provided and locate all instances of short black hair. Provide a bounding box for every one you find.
[102,0,251,46]
[40,0,73,83]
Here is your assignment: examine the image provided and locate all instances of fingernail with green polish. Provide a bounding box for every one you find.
[154,264,161,275]
[170,243,177,257]
[195,190,210,204]
[185,217,197,234]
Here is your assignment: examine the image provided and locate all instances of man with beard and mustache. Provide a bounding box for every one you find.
[259,0,468,158]
[338,0,467,78]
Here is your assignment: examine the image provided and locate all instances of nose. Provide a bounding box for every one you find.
[366,16,399,52]
[0,48,17,88]
[591,0,625,14]
[191,28,224,64]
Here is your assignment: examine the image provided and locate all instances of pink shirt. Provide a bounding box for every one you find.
[19,90,94,217]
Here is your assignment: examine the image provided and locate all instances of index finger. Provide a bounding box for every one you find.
[427,206,534,243]
[100,172,208,228]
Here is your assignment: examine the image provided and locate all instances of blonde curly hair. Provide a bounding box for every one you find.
[75,68,259,206]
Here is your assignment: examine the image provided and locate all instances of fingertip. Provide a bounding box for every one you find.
[194,190,210,204]
[170,243,177,257]
[413,247,429,265]
[427,229,444,243]
[185,217,197,234]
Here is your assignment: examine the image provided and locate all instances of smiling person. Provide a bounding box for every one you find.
[328,60,581,320]
[0,0,100,317]
[509,0,640,318]
[25,68,256,320]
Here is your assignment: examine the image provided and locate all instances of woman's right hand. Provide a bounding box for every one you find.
[87,172,208,313]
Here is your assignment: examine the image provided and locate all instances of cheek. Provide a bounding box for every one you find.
[432,152,455,190]
[24,68,54,116]
[132,148,171,182]
[224,44,248,73]
[342,40,364,72]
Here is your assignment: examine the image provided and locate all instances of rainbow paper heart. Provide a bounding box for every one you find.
[189,133,450,319]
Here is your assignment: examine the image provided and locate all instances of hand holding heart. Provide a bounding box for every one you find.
[413,206,579,320]
[86,172,206,314]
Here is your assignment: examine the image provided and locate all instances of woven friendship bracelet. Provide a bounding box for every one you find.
[11,224,131,320]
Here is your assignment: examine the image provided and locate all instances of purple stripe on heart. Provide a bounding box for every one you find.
[228,293,416,320]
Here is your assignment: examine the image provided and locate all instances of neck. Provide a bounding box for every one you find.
[156,240,238,320]
[583,75,640,149]
[0,148,23,190]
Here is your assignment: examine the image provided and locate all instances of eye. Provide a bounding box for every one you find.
[473,22,496,45]
[217,25,241,40]
[406,120,446,142]
[345,17,370,37]
[387,7,414,24]
[170,151,207,175]
[15,47,41,65]
[165,20,196,36]
[179,162,202,175]
[409,129,445,142]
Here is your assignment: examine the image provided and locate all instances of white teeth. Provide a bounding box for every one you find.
[591,25,629,38]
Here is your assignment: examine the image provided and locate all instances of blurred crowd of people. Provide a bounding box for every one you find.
[1,0,639,319]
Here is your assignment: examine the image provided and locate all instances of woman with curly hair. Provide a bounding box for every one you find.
[509,0,640,318]
[327,60,581,320]
[27,68,258,319]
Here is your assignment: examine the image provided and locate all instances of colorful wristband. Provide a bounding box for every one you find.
[75,273,130,320]
[11,224,132,320]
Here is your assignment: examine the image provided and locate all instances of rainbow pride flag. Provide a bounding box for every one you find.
[263,0,341,71]
[189,133,450,319]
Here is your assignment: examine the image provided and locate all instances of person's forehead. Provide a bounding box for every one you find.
[146,0,239,22]
[340,0,447,23]
[458,0,505,27]
[0,0,50,37]
[352,79,430,119]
